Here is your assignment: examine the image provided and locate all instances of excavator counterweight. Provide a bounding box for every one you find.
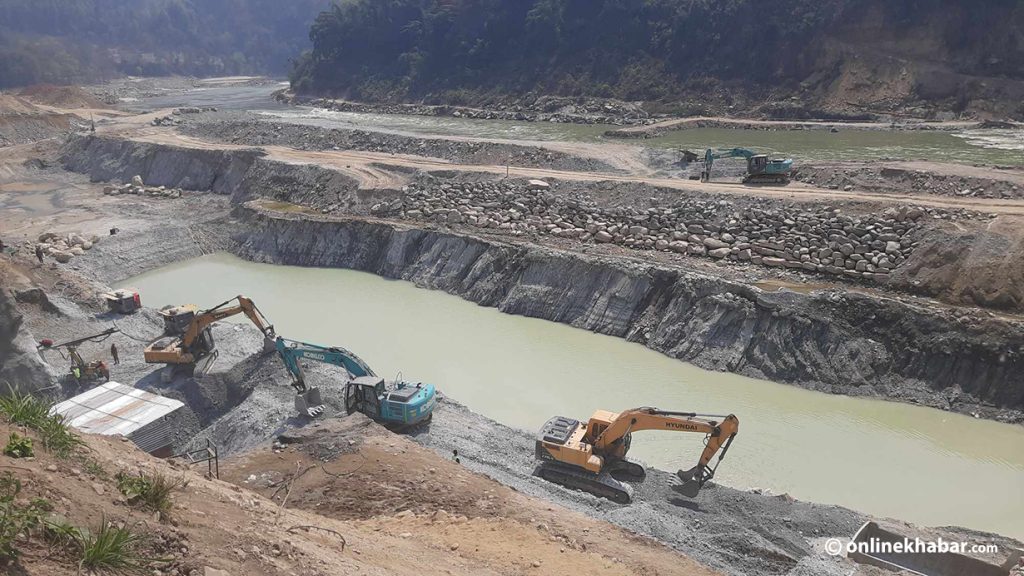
[535,407,738,503]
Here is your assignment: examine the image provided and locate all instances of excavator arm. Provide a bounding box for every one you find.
[592,407,739,496]
[703,147,757,182]
[274,336,376,393]
[181,295,275,350]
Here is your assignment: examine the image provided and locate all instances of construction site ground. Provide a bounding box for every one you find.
[2,78,1023,576]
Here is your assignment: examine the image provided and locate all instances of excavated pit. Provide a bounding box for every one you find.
[57,133,1024,422]
[19,128,1021,576]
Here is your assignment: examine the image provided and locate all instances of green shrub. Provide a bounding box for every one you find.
[0,473,49,563]
[79,518,158,574]
[3,433,33,458]
[83,458,108,480]
[115,472,183,514]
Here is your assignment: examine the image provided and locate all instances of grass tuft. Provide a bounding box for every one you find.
[115,472,183,515]
[79,517,157,574]
[0,386,84,458]
[0,388,51,426]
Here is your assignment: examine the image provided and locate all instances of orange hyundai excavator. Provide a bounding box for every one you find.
[534,407,739,503]
[144,295,276,380]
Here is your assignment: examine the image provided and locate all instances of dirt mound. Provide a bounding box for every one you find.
[892,216,1024,311]
[0,93,43,116]
[0,405,715,576]
[224,415,719,576]
[18,84,108,110]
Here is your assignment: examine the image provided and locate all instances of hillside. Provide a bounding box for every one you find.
[0,0,331,89]
[0,390,717,576]
[290,0,1024,120]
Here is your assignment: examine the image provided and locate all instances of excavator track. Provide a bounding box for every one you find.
[609,458,647,482]
[744,174,790,184]
[535,462,634,504]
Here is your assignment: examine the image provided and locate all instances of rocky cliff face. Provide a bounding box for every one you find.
[60,135,263,194]
[59,135,381,210]
[233,206,1024,422]
[0,289,56,395]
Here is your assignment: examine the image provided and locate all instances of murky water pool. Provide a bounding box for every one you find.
[124,253,1024,539]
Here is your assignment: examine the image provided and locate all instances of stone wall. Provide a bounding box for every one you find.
[381,178,986,283]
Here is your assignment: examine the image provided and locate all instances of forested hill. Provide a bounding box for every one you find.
[0,0,331,89]
[290,0,1024,119]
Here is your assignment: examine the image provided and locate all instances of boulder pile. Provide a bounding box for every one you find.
[103,175,183,198]
[375,178,980,282]
[152,107,217,126]
[35,231,101,263]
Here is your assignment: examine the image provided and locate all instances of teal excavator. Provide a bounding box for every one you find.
[702,148,793,184]
[274,336,436,426]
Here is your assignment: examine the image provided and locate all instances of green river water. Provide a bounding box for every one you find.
[260,108,1024,166]
[123,252,1024,540]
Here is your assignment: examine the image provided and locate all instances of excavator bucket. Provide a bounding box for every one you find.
[295,388,325,418]
[675,466,705,498]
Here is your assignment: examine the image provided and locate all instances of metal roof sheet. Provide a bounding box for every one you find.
[49,381,184,437]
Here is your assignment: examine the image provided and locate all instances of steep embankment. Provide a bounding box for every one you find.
[232,204,1024,422]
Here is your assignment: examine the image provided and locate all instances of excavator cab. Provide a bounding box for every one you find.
[747,154,769,175]
[343,376,435,428]
[344,376,385,418]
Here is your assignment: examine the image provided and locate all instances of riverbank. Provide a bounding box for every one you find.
[602,116,1019,139]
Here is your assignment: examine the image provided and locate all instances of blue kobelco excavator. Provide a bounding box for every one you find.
[702,148,793,184]
[274,336,436,426]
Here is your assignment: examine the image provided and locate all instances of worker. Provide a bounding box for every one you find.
[35,244,44,264]
[110,343,120,365]
[452,449,460,464]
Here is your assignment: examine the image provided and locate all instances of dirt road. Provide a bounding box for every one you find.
[122,126,1024,215]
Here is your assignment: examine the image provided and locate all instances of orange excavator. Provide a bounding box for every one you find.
[144,295,275,380]
[534,407,739,503]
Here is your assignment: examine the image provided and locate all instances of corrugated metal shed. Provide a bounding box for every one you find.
[49,381,184,454]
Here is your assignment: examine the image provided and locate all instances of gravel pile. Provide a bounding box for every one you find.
[797,164,1024,199]
[180,116,615,173]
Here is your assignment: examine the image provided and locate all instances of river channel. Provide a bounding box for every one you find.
[123,252,1024,539]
